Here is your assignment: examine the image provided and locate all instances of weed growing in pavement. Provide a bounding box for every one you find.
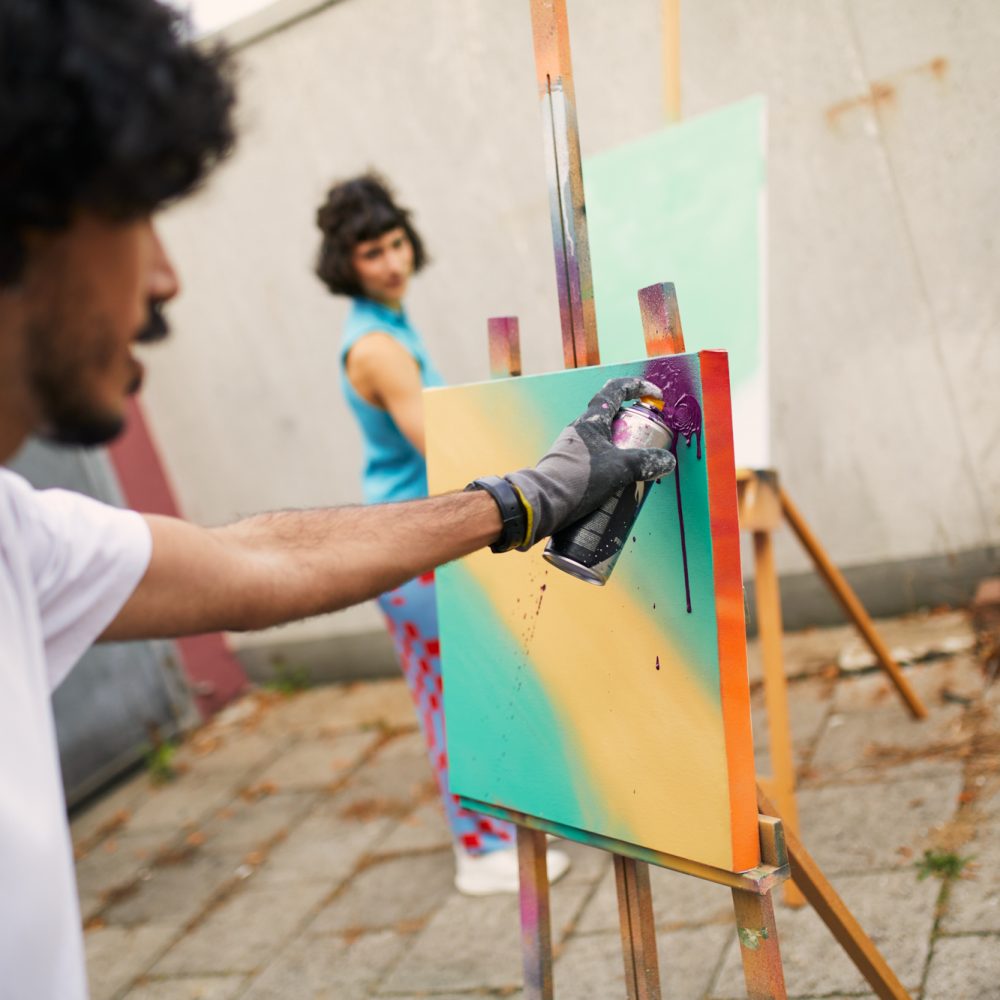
[916,849,973,881]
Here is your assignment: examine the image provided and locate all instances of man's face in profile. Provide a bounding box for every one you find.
[21,213,178,446]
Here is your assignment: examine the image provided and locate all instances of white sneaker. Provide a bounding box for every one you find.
[454,844,571,896]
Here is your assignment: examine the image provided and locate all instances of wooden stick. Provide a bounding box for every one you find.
[752,526,805,909]
[778,487,928,720]
[529,0,600,368]
[731,883,788,1000]
[614,856,662,1000]
[638,282,685,355]
[662,0,681,123]
[757,788,912,1000]
[488,316,522,378]
[518,826,555,1000]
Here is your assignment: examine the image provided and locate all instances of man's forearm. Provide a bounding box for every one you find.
[108,489,503,641]
[220,489,500,628]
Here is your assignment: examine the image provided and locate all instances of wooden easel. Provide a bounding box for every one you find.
[469,3,916,997]
[654,0,928,908]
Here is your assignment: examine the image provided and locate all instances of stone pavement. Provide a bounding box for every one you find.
[72,610,1000,999]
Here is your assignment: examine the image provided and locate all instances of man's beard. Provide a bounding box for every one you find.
[29,303,167,448]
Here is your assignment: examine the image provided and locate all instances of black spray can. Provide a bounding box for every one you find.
[543,401,674,585]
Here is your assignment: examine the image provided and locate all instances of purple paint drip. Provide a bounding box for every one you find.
[643,357,703,614]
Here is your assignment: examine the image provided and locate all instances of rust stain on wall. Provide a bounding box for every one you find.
[826,57,949,128]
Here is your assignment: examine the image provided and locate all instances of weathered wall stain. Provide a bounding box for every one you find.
[826,57,949,127]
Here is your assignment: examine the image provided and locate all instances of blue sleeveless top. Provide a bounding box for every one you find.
[340,298,444,504]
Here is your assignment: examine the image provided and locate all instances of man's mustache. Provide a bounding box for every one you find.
[135,302,170,344]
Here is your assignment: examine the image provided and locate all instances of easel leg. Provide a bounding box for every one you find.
[731,885,787,1000]
[778,487,927,720]
[757,788,912,1000]
[752,529,805,908]
[614,856,662,1000]
[518,825,554,1000]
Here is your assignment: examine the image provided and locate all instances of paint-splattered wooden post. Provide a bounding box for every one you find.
[518,826,555,1000]
[529,0,600,369]
[614,855,662,1000]
[532,1,658,992]
[731,819,788,1000]
[638,281,789,994]
[488,317,522,379]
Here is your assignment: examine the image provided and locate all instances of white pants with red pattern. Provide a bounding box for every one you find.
[378,571,516,854]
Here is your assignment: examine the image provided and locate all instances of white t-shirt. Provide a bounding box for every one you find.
[0,469,152,1000]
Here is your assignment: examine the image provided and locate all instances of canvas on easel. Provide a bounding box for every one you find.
[426,350,757,874]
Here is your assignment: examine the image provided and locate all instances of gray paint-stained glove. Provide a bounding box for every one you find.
[505,377,677,550]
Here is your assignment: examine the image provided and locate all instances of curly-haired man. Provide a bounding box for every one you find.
[0,1,675,996]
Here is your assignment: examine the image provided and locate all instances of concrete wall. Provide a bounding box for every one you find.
[144,0,999,673]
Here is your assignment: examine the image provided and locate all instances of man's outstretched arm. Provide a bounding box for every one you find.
[105,489,501,640]
[103,377,677,641]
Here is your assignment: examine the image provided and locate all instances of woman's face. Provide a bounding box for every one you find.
[351,226,414,307]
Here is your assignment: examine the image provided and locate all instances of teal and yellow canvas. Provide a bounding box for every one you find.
[425,351,758,873]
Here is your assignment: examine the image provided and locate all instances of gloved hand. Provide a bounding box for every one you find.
[504,377,677,550]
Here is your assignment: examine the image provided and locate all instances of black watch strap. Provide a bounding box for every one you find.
[465,475,527,553]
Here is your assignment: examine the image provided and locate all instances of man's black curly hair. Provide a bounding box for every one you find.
[0,0,236,285]
[315,173,427,298]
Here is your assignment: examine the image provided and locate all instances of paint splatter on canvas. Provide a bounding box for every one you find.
[425,351,758,873]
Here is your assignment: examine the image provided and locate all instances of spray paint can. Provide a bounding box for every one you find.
[543,400,674,585]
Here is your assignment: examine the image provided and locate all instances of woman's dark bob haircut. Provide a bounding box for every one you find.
[315,173,427,298]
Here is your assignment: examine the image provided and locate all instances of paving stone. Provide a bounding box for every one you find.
[938,826,1000,934]
[71,771,151,850]
[172,731,289,778]
[103,849,241,931]
[240,929,406,999]
[197,790,319,857]
[252,685,352,737]
[151,879,331,976]
[796,768,964,874]
[377,882,590,993]
[249,802,395,887]
[332,752,437,819]
[810,694,968,785]
[308,850,454,934]
[374,800,453,855]
[84,923,178,1000]
[253,730,381,790]
[576,863,732,935]
[318,678,418,735]
[710,869,938,997]
[556,923,731,999]
[123,975,246,999]
[126,773,245,834]
[923,933,1000,1000]
[373,728,430,762]
[76,831,173,918]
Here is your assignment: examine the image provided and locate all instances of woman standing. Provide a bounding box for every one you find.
[315,174,568,894]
